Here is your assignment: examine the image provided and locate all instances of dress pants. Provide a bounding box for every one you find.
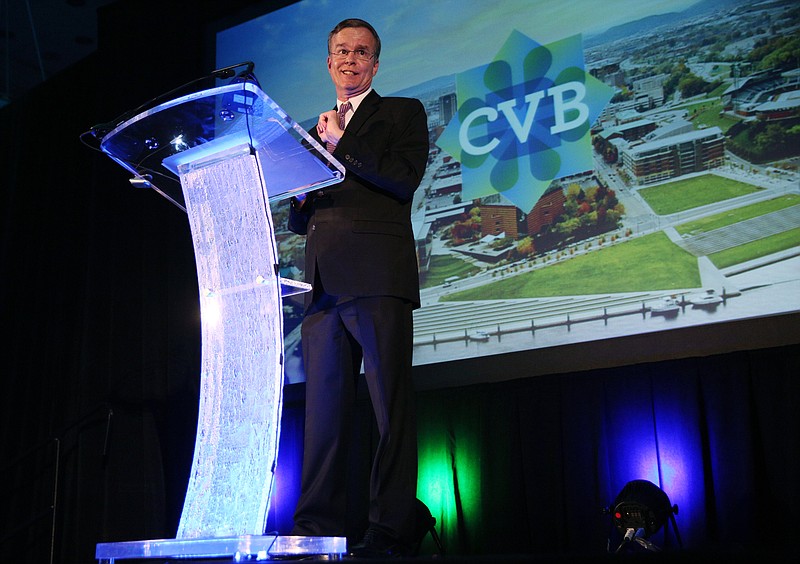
[292,294,418,544]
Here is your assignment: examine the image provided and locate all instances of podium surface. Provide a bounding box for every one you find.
[94,81,345,560]
[100,81,344,210]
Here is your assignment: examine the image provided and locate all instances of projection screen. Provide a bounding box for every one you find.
[214,0,800,383]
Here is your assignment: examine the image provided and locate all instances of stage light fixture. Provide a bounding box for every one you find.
[608,479,681,553]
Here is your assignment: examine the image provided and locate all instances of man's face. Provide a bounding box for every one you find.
[327,26,379,99]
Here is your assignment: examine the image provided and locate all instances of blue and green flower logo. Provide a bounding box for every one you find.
[436,31,614,212]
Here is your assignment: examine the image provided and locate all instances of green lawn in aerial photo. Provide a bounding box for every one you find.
[442,232,700,300]
[421,254,482,288]
[709,227,800,269]
[640,174,762,215]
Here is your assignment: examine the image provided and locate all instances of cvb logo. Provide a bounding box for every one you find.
[459,81,590,156]
[436,32,614,212]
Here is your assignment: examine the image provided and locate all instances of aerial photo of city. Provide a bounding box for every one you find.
[271,0,800,374]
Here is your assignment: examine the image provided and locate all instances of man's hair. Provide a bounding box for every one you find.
[328,18,381,62]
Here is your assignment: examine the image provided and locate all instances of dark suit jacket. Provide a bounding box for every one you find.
[288,90,429,309]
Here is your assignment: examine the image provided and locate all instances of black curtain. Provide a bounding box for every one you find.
[0,2,247,561]
[0,52,199,564]
[410,344,800,557]
[267,344,800,560]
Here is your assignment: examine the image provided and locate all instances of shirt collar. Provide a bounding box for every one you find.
[337,88,372,115]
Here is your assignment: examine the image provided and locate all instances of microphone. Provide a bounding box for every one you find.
[211,61,255,80]
[89,61,256,138]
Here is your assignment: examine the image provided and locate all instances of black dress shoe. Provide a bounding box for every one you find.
[348,527,411,559]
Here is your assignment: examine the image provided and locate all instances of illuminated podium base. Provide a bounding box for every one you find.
[95,535,347,562]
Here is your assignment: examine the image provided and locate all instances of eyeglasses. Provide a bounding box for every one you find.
[329,48,375,61]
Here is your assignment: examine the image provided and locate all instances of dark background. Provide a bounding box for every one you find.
[1,1,798,562]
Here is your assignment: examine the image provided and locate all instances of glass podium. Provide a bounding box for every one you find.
[94,81,345,561]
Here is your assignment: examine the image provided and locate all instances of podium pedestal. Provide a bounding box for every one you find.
[93,81,345,561]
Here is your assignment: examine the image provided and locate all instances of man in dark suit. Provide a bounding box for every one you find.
[288,18,429,558]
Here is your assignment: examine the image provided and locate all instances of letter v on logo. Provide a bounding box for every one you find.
[498,91,545,144]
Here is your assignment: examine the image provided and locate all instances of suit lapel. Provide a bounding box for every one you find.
[347,90,381,135]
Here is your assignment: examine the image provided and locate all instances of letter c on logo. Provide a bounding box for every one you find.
[459,107,501,156]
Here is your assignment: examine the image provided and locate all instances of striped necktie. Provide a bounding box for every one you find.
[326,100,351,153]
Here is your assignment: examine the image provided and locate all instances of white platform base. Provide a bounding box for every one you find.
[95,534,347,562]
